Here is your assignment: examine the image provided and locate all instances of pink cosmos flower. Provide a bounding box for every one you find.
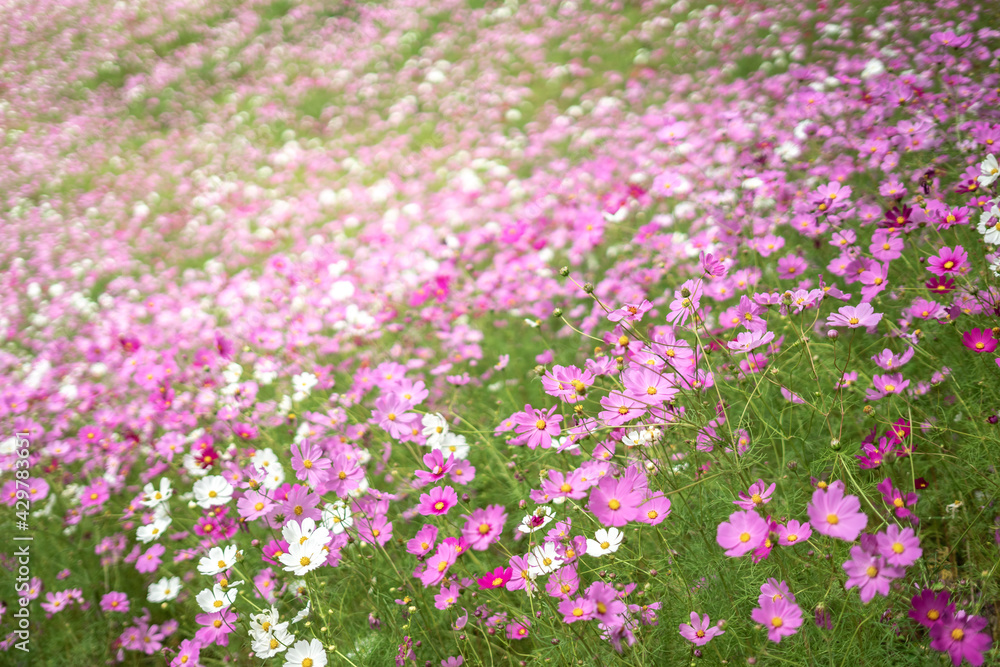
[607,300,652,323]
[807,481,868,541]
[598,391,647,426]
[665,279,703,326]
[777,255,808,279]
[511,405,562,449]
[827,302,882,329]
[759,578,795,605]
[727,330,774,353]
[434,584,461,610]
[461,505,507,550]
[194,608,237,646]
[559,596,596,624]
[877,478,918,522]
[961,328,998,354]
[734,479,775,510]
[871,347,914,370]
[41,591,72,615]
[751,596,803,643]
[236,490,275,522]
[406,525,438,557]
[909,589,954,628]
[414,450,456,485]
[588,475,643,527]
[420,543,459,588]
[842,545,904,603]
[679,612,724,646]
[875,524,922,567]
[637,493,671,525]
[291,441,331,488]
[170,639,202,667]
[926,246,968,277]
[715,510,768,557]
[417,486,458,516]
[101,592,130,613]
[621,366,677,404]
[777,520,811,546]
[540,470,588,501]
[869,231,904,261]
[135,544,165,574]
[859,261,889,302]
[930,610,992,667]
[506,555,534,593]
[327,453,365,496]
[866,373,910,401]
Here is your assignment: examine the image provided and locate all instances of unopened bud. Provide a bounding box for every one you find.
[583,283,594,294]
[559,266,569,277]
[552,308,563,318]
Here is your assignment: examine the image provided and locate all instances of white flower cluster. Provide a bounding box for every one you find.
[975,155,1000,274]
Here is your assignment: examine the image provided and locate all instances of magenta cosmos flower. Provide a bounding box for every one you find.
[716,510,768,557]
[962,328,998,354]
[417,486,458,516]
[827,302,882,329]
[751,596,803,643]
[930,610,993,667]
[477,567,512,590]
[926,246,968,277]
[807,481,868,541]
[679,612,724,646]
[909,589,954,629]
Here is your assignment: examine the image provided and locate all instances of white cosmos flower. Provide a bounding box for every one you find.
[291,600,311,624]
[586,527,624,557]
[279,541,326,576]
[517,505,556,534]
[251,621,294,658]
[147,576,181,603]
[222,363,243,385]
[282,518,330,549]
[433,431,469,459]
[283,637,327,667]
[136,517,172,544]
[526,542,564,577]
[321,502,353,535]
[421,413,449,446]
[292,373,318,396]
[250,606,282,637]
[979,154,999,187]
[197,544,241,576]
[192,475,234,508]
[140,478,173,508]
[195,583,238,613]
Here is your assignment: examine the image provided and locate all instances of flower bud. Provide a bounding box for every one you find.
[583,283,594,294]
[552,308,563,318]
[559,266,569,277]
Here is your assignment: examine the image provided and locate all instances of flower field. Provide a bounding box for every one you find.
[2,0,1000,664]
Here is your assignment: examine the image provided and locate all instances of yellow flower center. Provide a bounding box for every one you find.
[951,629,964,641]
[771,616,783,628]
[866,566,878,578]
[739,532,751,543]
[608,499,621,510]
[892,542,904,554]
[826,514,839,525]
